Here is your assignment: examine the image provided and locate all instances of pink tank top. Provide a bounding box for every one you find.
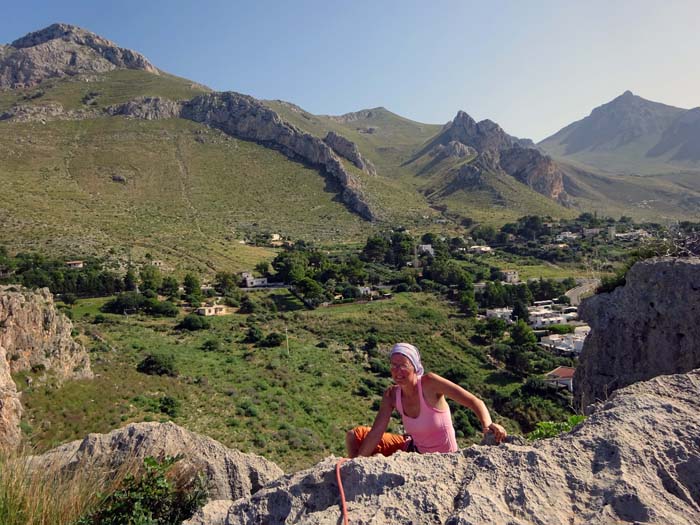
[396,376,459,453]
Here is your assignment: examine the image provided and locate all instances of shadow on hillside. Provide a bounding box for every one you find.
[270,292,305,311]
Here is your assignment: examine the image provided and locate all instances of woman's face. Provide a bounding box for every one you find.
[390,354,416,385]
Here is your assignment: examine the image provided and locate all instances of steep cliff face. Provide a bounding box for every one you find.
[323,131,377,176]
[180,92,377,220]
[0,23,157,89]
[0,346,22,450]
[499,145,568,202]
[189,370,700,525]
[0,285,92,449]
[575,257,700,408]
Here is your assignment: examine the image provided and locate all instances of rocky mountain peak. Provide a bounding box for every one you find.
[1,22,157,89]
[441,110,512,153]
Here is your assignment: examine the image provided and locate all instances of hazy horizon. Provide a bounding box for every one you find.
[2,0,698,142]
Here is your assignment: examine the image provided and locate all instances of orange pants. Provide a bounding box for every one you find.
[351,426,410,456]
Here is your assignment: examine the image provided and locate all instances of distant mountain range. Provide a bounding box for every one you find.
[1,23,699,267]
[539,90,700,174]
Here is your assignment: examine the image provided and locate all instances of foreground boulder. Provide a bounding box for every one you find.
[575,257,700,408]
[193,370,700,524]
[0,285,91,449]
[30,421,283,502]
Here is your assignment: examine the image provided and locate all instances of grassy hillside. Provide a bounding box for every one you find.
[264,102,442,179]
[0,117,375,272]
[0,69,208,113]
[17,292,527,471]
[266,101,580,225]
[560,161,700,222]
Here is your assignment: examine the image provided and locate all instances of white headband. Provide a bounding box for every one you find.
[390,342,424,376]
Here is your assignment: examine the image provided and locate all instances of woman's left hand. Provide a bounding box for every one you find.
[485,422,507,443]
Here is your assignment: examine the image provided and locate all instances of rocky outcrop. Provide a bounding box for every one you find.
[441,111,514,152]
[179,92,377,220]
[323,131,377,176]
[1,23,158,89]
[31,422,283,502]
[575,257,700,408]
[420,110,569,203]
[0,102,100,122]
[181,370,700,524]
[499,145,568,202]
[325,107,385,124]
[106,96,182,120]
[0,346,22,450]
[0,286,91,379]
[430,140,477,161]
[0,285,91,449]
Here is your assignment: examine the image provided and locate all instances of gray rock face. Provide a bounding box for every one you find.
[180,92,377,220]
[192,370,700,524]
[30,422,283,502]
[0,102,99,122]
[0,345,22,451]
[323,131,377,176]
[107,96,182,120]
[575,257,700,408]
[426,111,569,203]
[1,23,157,89]
[499,145,568,203]
[431,140,477,160]
[0,285,91,449]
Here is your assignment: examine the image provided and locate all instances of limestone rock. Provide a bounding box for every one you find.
[107,96,182,120]
[0,285,91,449]
[1,23,157,89]
[323,131,377,176]
[30,421,283,502]
[0,102,99,122]
[326,108,385,124]
[431,140,477,160]
[0,345,23,451]
[499,145,568,202]
[0,286,91,379]
[575,257,700,408]
[200,370,700,524]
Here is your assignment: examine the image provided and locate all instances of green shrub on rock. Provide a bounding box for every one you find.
[76,455,207,525]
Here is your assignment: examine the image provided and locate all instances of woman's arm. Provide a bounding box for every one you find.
[356,386,397,457]
[425,373,507,443]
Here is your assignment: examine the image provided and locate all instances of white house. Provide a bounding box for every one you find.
[244,276,268,288]
[544,366,576,392]
[528,307,566,328]
[539,332,587,355]
[555,231,579,242]
[195,305,227,316]
[486,307,513,321]
[502,270,519,283]
[469,245,492,254]
[65,260,84,269]
[417,244,435,257]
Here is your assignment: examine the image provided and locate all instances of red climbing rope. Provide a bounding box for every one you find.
[335,457,350,525]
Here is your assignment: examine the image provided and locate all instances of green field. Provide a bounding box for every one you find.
[17,292,529,471]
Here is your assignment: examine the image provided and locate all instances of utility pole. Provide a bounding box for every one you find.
[285,325,290,357]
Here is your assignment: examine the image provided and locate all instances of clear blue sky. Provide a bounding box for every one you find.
[2,0,699,141]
